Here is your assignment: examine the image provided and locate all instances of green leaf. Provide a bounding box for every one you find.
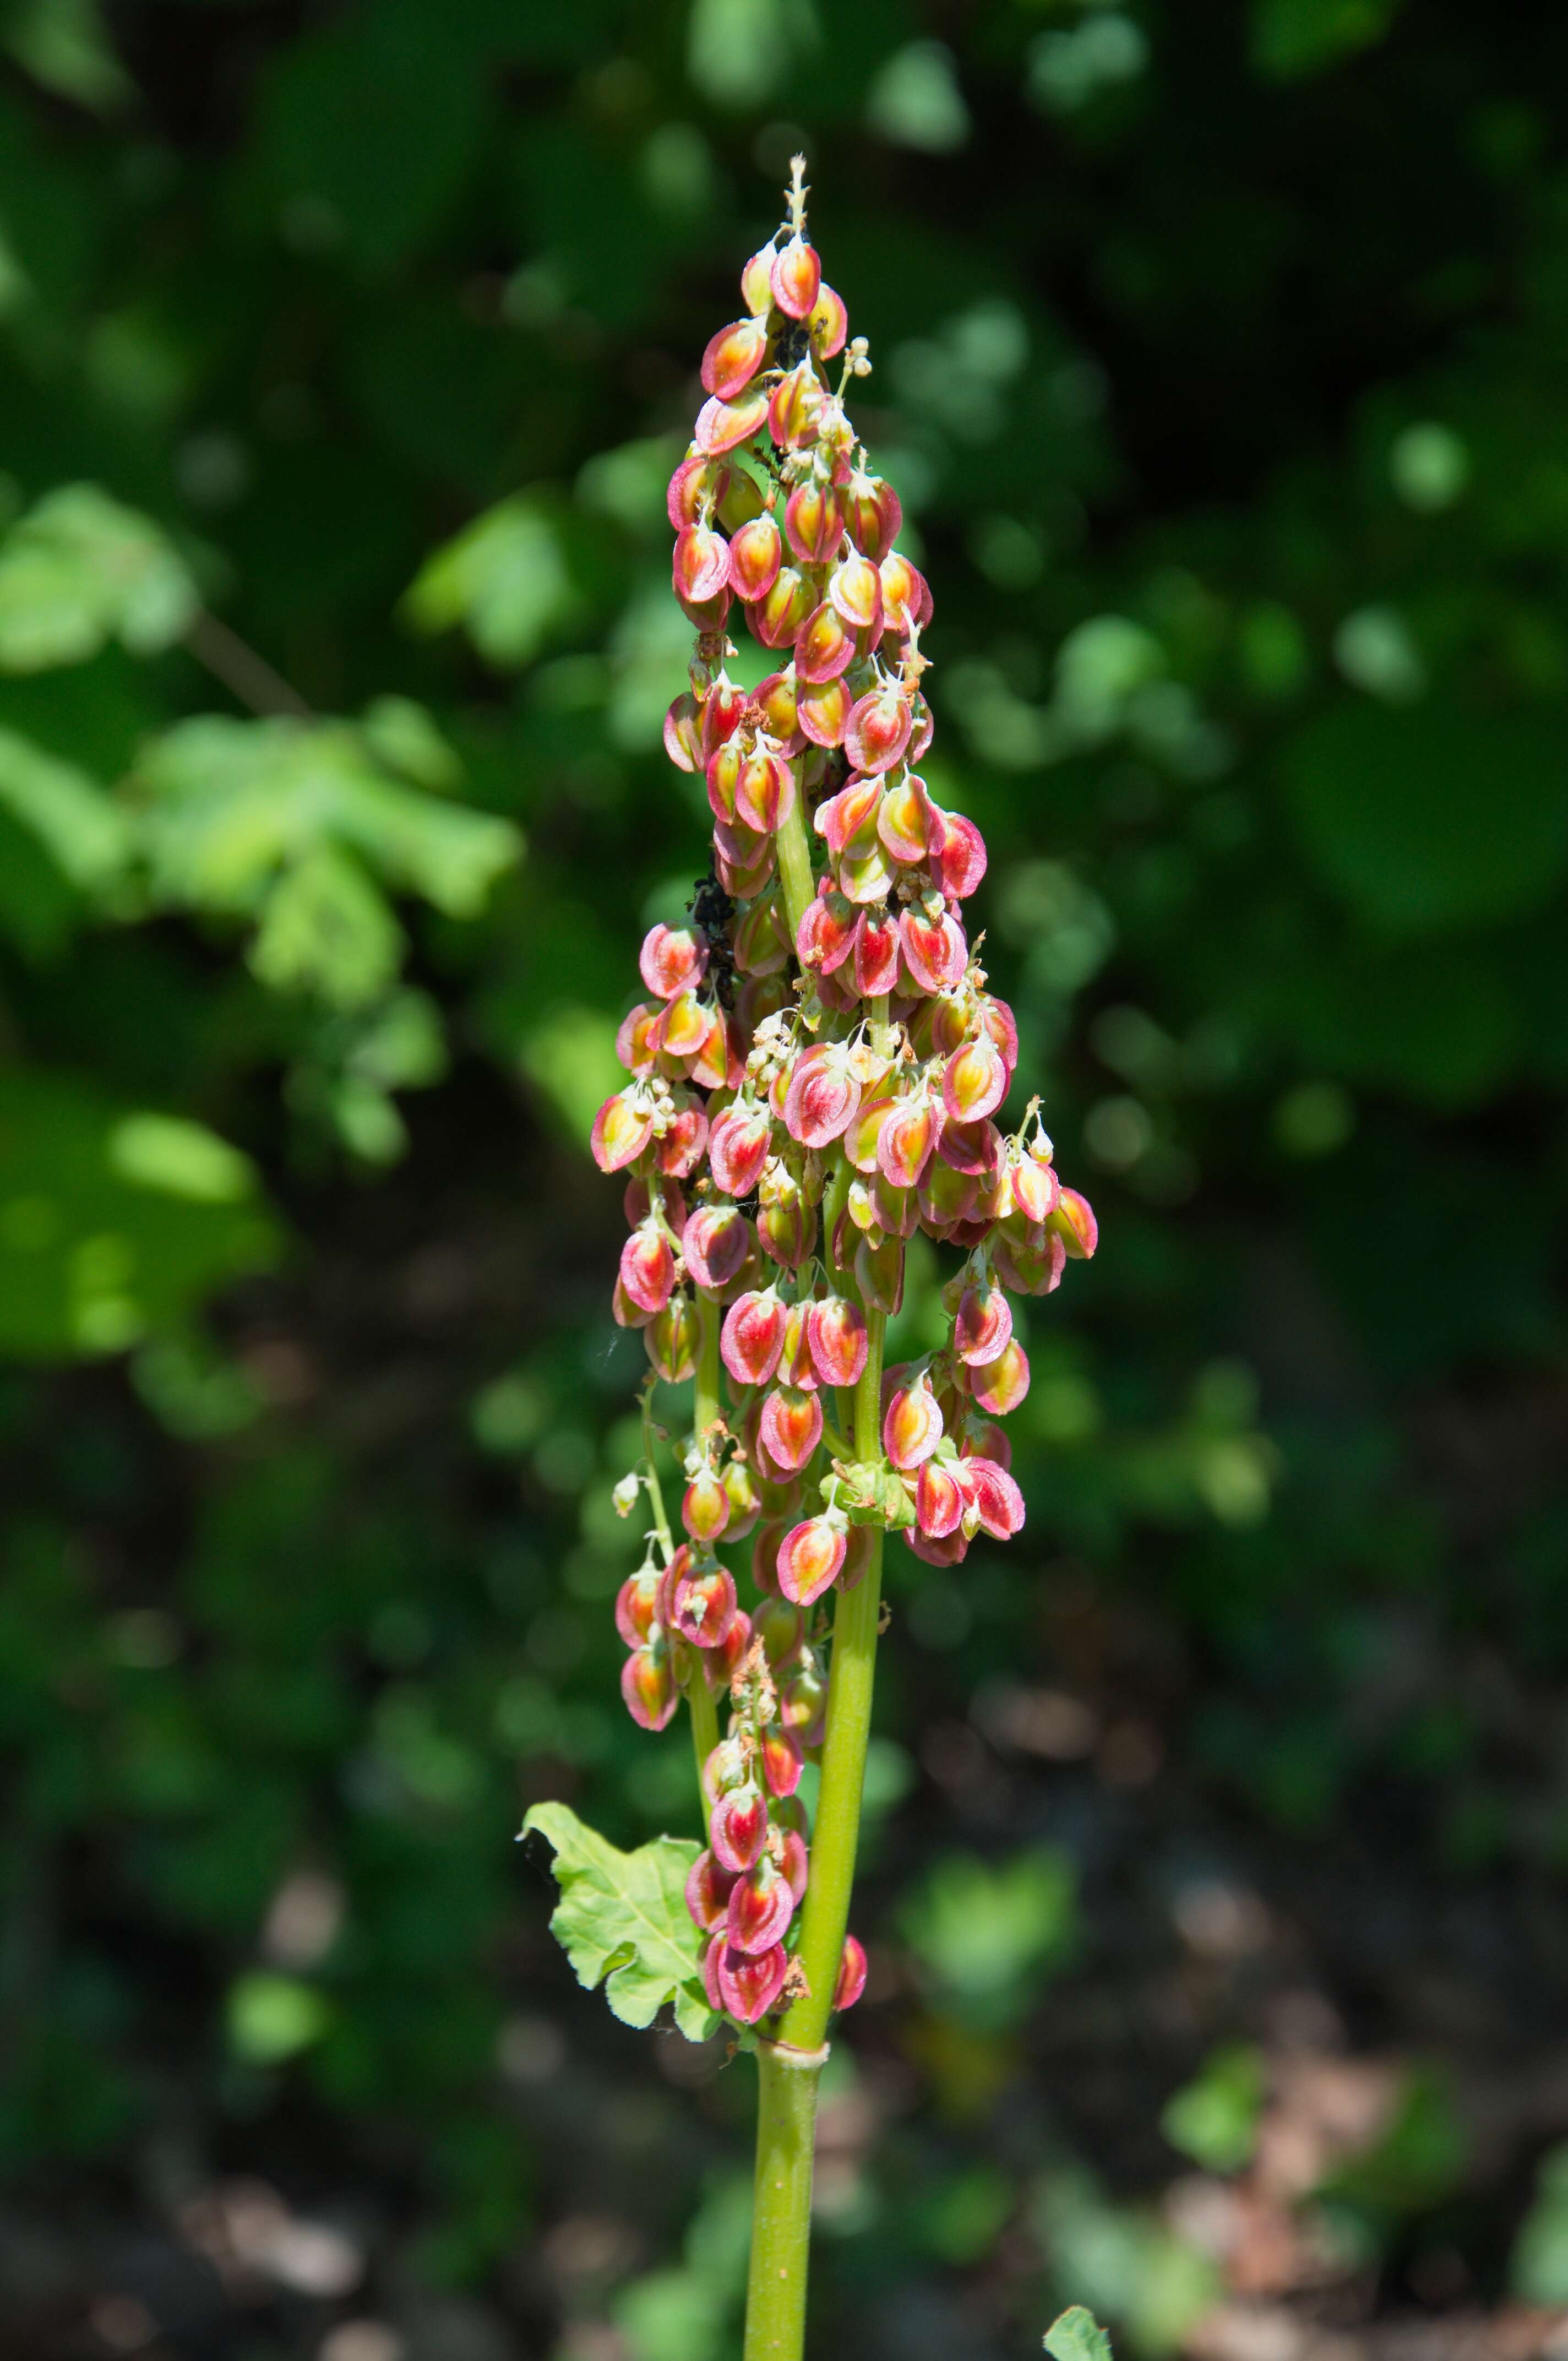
[1251,0,1402,79]
[0,723,130,888]
[226,1971,332,2064]
[521,1801,716,2043]
[1160,2044,1265,2174]
[401,494,577,667]
[0,485,199,671]
[828,1459,917,1530]
[252,844,404,1010]
[3,0,135,114]
[1046,2308,1114,2361]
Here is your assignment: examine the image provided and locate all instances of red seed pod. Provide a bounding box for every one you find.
[721,1285,788,1386]
[784,1042,862,1149]
[656,1092,708,1179]
[613,995,660,1071]
[756,1188,815,1272]
[727,512,782,601]
[741,240,776,313]
[877,770,934,863]
[854,1230,905,1316]
[682,1467,730,1542]
[797,674,853,748]
[807,281,849,358]
[702,1736,750,1806]
[884,1366,944,1470]
[719,1457,761,1542]
[937,1114,1002,1178]
[960,1417,1012,1470]
[751,1516,789,1596]
[759,1384,824,1475]
[828,550,883,636]
[677,585,732,631]
[780,1660,826,1745]
[852,907,900,998]
[844,469,902,562]
[981,996,1020,1073]
[876,1096,937,1190]
[705,1607,753,1690]
[667,453,729,530]
[701,315,770,400]
[727,1854,796,1954]
[711,1785,770,1874]
[669,1558,738,1649]
[777,1298,818,1391]
[879,550,933,633]
[1050,1187,1099,1260]
[932,808,987,899]
[805,1293,868,1387]
[707,1935,789,2024]
[754,1595,805,1667]
[968,1337,1030,1417]
[796,885,857,976]
[840,1523,878,1591]
[654,987,711,1063]
[900,905,967,994]
[796,600,856,685]
[916,1457,965,1539]
[701,674,750,760]
[992,1225,1066,1299]
[942,1034,1009,1123]
[695,389,770,456]
[750,564,814,650]
[780,1826,809,1906]
[784,479,846,567]
[842,1092,897,1175]
[776,1514,847,1606]
[770,232,822,319]
[614,1564,664,1647]
[686,1849,738,1933]
[760,1722,803,1798]
[754,668,799,743]
[1011,1149,1061,1226]
[906,1524,970,1566]
[917,1156,978,1237]
[639,923,707,1000]
[619,1222,676,1315]
[735,746,796,834]
[646,1294,702,1384]
[954,1277,1013,1367]
[834,1934,868,2012]
[769,358,826,449]
[624,1176,684,1233]
[869,1171,920,1239]
[663,692,703,771]
[733,889,790,979]
[620,1642,679,1732]
[958,1454,1026,1539]
[591,1089,658,1174]
[844,683,913,775]
[709,1101,772,1200]
[673,523,730,605]
[612,1275,654,1330]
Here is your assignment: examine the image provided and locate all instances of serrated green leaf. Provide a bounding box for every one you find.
[401,494,576,667]
[0,485,199,671]
[1045,2306,1114,2361]
[252,844,404,1009]
[521,1801,716,2044]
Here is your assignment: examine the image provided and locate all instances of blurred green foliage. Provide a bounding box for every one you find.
[0,1,1565,2357]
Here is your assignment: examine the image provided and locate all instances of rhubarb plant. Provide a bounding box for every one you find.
[525,159,1098,2361]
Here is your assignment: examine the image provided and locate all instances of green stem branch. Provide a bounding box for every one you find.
[742,2041,820,2361]
[775,795,815,949]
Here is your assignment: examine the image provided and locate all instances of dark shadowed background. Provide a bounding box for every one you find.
[3,3,1568,2358]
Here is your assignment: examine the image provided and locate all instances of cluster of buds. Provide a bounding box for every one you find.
[595,162,1096,2031]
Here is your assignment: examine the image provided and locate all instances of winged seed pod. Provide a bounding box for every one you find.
[573,155,1098,2361]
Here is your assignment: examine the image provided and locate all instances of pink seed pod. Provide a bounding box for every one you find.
[900,905,967,994]
[614,1564,664,1648]
[666,453,726,531]
[968,1338,1030,1417]
[796,885,857,975]
[709,1101,772,1199]
[937,1114,1002,1178]
[828,549,883,636]
[669,1559,738,1649]
[957,1455,1026,1539]
[916,1457,965,1539]
[833,1934,868,2012]
[906,1524,970,1567]
[852,907,900,998]
[619,1222,674,1315]
[646,1296,702,1383]
[777,1298,818,1391]
[727,1855,796,1955]
[805,1293,867,1386]
[954,1277,1014,1367]
[808,281,848,358]
[883,1366,944,1470]
[842,1092,896,1175]
[663,692,702,771]
[682,1467,730,1542]
[942,1034,1009,1123]
[705,738,742,825]
[706,1608,753,1688]
[770,232,821,318]
[784,479,846,567]
[703,1734,750,1805]
[797,673,853,748]
[673,523,730,605]
[961,1417,1012,1471]
[776,1513,848,1606]
[701,674,749,759]
[840,1524,878,1592]
[727,513,782,601]
[638,923,707,1000]
[740,241,776,313]
[759,1384,824,1475]
[754,669,799,744]
[780,1661,825,1745]
[710,1785,770,1874]
[686,1848,738,1933]
[845,470,902,562]
[783,1042,861,1149]
[656,1094,709,1179]
[877,770,934,863]
[992,1226,1066,1299]
[876,1096,937,1189]
[721,1286,788,1386]
[879,550,932,633]
[655,987,710,1062]
[815,774,883,855]
[749,563,815,650]
[706,1935,789,2025]
[721,1456,762,1540]
[701,315,769,399]
[796,600,855,684]
[695,389,770,455]
[754,1596,805,1667]
[591,1089,656,1173]
[677,584,732,632]
[733,889,791,980]
[620,1642,678,1732]
[735,747,796,834]
[1050,1187,1099,1260]
[612,1276,654,1330]
[932,808,987,899]
[1011,1149,1061,1226]
[845,683,913,774]
[769,358,825,449]
[780,1827,810,1906]
[756,1188,815,1272]
[760,1722,804,1798]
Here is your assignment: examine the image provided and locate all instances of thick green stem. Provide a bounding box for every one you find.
[693,1293,721,1440]
[685,1663,719,1837]
[775,795,815,949]
[742,2043,821,2361]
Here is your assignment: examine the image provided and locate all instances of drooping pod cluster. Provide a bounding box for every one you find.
[596,162,1096,2027]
